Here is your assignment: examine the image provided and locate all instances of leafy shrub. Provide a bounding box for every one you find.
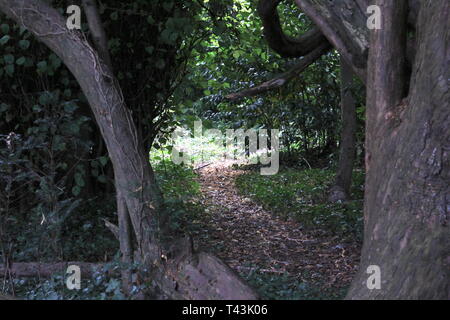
[240,267,347,300]
[152,156,205,235]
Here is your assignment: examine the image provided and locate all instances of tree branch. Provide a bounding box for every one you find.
[82,0,113,70]
[293,0,369,81]
[258,0,328,58]
[225,42,331,101]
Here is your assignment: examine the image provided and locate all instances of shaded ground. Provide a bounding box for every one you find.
[193,161,361,297]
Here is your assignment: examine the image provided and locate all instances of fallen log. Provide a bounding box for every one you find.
[0,262,104,278]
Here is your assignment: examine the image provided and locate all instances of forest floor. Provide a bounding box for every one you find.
[193,161,361,299]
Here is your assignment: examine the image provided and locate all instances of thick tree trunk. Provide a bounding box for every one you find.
[346,0,449,299]
[329,57,357,202]
[0,0,258,299]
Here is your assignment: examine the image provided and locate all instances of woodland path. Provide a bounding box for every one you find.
[194,162,360,293]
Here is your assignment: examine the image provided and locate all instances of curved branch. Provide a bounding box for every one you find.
[82,0,113,70]
[293,0,369,81]
[258,0,328,58]
[226,42,331,101]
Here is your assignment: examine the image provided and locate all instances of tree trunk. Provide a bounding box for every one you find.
[117,191,134,295]
[328,57,357,202]
[82,0,134,295]
[260,0,449,298]
[0,0,258,299]
[346,0,449,299]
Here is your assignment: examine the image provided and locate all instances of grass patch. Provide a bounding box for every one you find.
[240,267,347,300]
[235,167,364,241]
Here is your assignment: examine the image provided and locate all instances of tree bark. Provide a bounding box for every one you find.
[0,0,258,299]
[82,0,134,295]
[259,0,449,299]
[346,0,449,299]
[328,57,357,202]
[117,190,134,295]
[294,0,370,80]
[81,0,113,69]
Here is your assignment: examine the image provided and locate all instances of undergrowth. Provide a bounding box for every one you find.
[235,167,364,241]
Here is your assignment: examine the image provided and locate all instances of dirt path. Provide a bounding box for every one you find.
[194,162,360,292]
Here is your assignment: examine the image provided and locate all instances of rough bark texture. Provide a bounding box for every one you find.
[0,0,163,266]
[329,57,357,202]
[81,0,113,69]
[294,0,370,80]
[347,0,449,299]
[117,190,134,295]
[0,0,258,300]
[81,0,134,295]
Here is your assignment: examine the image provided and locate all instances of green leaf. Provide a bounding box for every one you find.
[0,35,10,45]
[0,24,9,34]
[18,39,30,50]
[63,102,78,113]
[162,2,174,12]
[99,156,108,167]
[32,105,42,112]
[110,11,118,21]
[74,173,85,187]
[72,186,81,196]
[4,54,14,64]
[38,93,51,105]
[0,103,9,112]
[16,56,26,65]
[155,59,165,69]
[37,60,47,72]
[4,64,14,75]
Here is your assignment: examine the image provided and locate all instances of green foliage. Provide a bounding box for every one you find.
[7,260,130,300]
[151,154,204,235]
[240,268,346,300]
[235,168,364,241]
[0,0,368,300]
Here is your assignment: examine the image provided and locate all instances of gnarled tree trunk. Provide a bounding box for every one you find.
[0,0,258,300]
[346,0,449,299]
[257,0,449,298]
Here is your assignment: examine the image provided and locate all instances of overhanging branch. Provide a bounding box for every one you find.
[226,42,331,101]
[258,0,328,58]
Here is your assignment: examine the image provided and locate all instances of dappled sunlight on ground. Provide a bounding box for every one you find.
[193,161,361,297]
